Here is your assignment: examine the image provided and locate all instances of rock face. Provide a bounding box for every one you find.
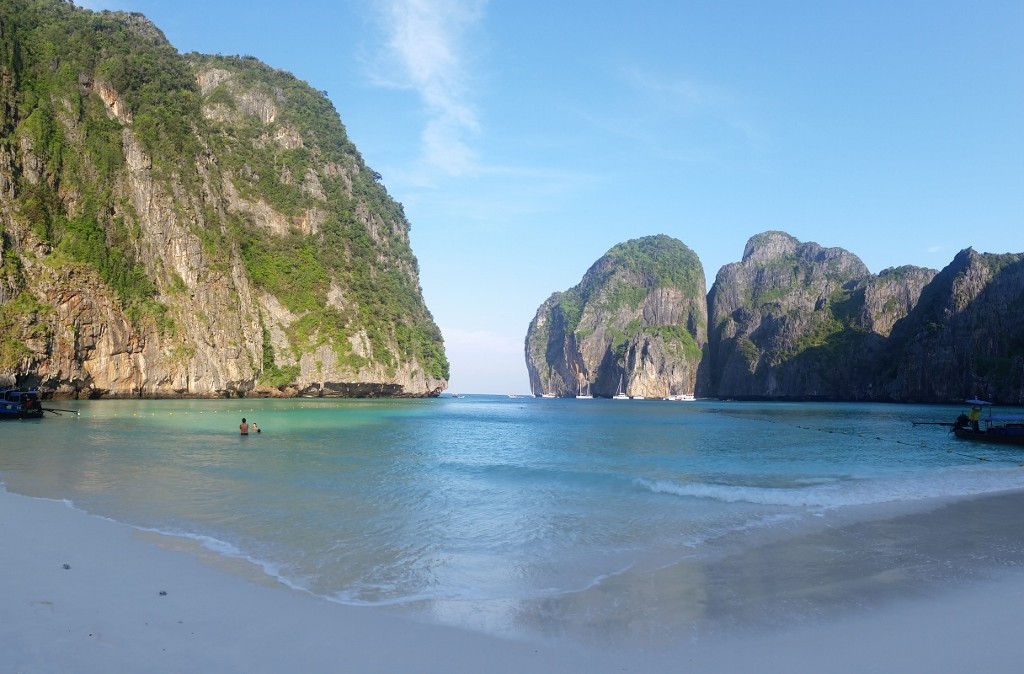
[705,232,1024,403]
[531,230,1024,404]
[525,235,707,398]
[878,249,1024,403]
[0,1,447,398]
[706,231,934,399]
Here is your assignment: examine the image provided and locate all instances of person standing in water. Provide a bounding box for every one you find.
[240,417,249,435]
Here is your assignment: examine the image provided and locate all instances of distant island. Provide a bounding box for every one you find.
[526,232,1024,405]
[526,235,707,400]
[0,0,448,398]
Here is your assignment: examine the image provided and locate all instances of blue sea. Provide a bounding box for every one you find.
[3,396,1024,642]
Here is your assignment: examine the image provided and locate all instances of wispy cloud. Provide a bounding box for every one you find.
[578,65,766,166]
[373,0,487,177]
[622,67,730,115]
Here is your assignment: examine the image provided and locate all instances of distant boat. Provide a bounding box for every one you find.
[577,381,592,399]
[668,393,696,401]
[613,375,629,400]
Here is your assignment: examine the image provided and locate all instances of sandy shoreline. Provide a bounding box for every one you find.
[4,486,1024,673]
[0,488,603,674]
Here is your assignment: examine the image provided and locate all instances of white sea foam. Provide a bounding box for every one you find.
[635,466,1024,509]
[122,521,321,597]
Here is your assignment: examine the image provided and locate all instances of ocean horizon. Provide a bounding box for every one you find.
[3,396,1024,644]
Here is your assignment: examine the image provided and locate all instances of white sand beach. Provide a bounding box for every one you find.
[4,486,1024,673]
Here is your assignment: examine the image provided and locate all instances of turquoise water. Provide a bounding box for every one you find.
[3,396,1023,638]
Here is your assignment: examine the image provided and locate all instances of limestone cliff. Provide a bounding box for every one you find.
[705,232,1024,404]
[706,231,940,400]
[528,229,1022,404]
[878,249,1024,403]
[525,235,707,398]
[0,0,447,398]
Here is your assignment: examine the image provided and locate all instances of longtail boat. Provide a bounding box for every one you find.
[950,399,1024,446]
[1,387,45,420]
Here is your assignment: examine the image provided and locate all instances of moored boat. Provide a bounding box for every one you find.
[952,424,1024,445]
[951,400,1024,446]
[613,375,629,400]
[1,387,45,420]
[576,381,592,399]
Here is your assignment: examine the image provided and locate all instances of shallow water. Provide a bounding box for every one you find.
[2,396,1022,640]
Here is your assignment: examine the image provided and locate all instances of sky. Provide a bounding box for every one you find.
[76,0,1023,394]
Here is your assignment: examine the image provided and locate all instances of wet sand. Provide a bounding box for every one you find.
[3,486,1024,673]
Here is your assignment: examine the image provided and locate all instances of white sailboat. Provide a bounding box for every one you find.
[577,381,593,399]
[613,375,629,400]
[666,381,695,401]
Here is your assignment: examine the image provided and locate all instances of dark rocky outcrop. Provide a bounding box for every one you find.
[525,235,707,398]
[877,249,1024,403]
[705,231,939,400]
[707,231,873,399]
[706,233,1024,403]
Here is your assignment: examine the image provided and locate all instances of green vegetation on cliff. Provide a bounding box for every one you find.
[0,289,50,370]
[8,0,201,174]
[196,53,447,381]
[556,234,704,337]
[2,0,186,330]
[604,234,704,297]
